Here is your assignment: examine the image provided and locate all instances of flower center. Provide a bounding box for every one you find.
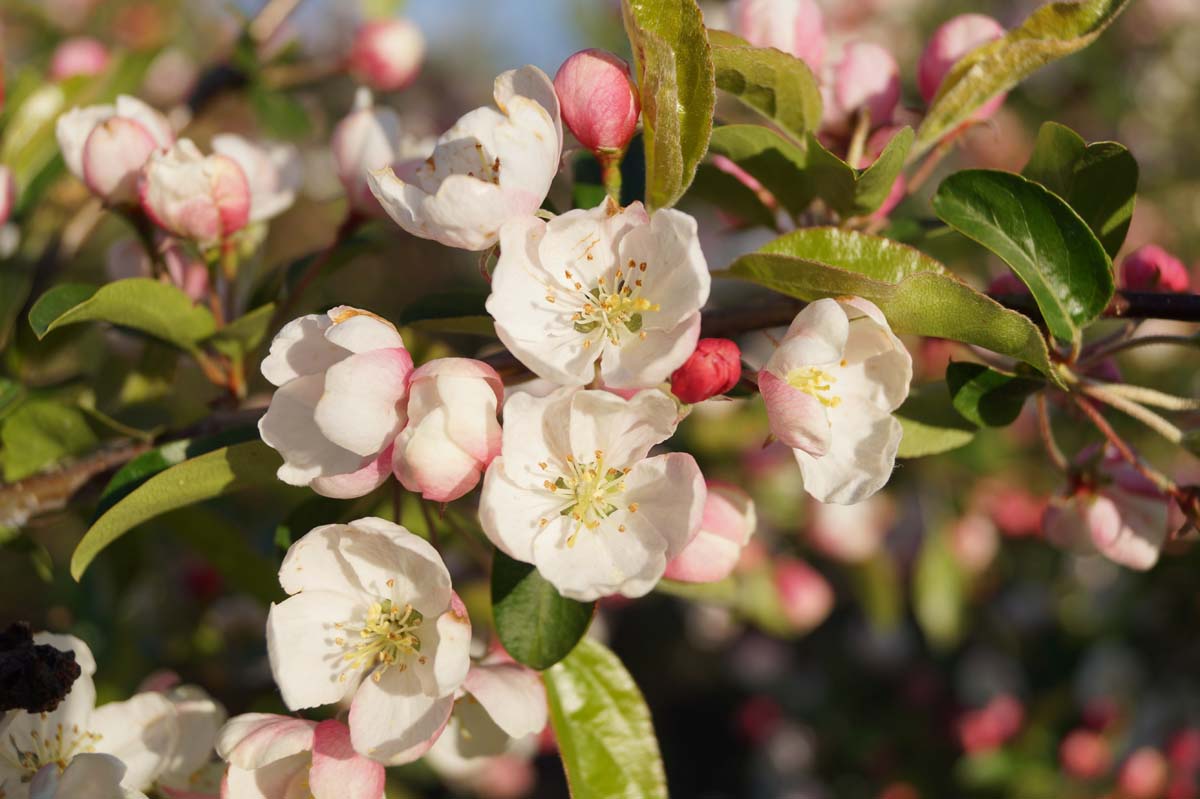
[559,259,661,347]
[336,599,424,680]
[1,723,102,783]
[538,451,635,547]
[786,367,842,408]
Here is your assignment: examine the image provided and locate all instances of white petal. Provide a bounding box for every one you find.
[266,592,366,710]
[764,298,849,375]
[348,668,454,766]
[426,596,472,697]
[260,314,341,387]
[616,208,710,330]
[90,692,179,790]
[759,370,831,457]
[495,388,575,488]
[220,755,308,799]
[462,663,547,740]
[308,720,385,799]
[322,309,405,353]
[215,714,316,770]
[600,313,702,389]
[314,348,411,457]
[39,753,129,799]
[795,397,902,504]
[624,453,707,562]
[837,301,912,412]
[32,632,96,676]
[56,104,115,179]
[567,388,678,467]
[258,374,365,484]
[478,459,562,564]
[114,95,174,149]
[158,685,226,782]
[530,509,665,601]
[393,413,483,503]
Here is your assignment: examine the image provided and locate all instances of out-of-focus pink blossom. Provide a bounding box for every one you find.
[807,493,894,563]
[976,481,1045,538]
[732,0,826,72]
[554,49,640,155]
[106,235,210,303]
[1168,729,1200,775]
[956,694,1024,754]
[664,482,755,583]
[917,15,1006,117]
[1119,747,1171,799]
[773,557,834,632]
[823,42,900,136]
[0,166,15,226]
[347,19,425,93]
[139,139,251,245]
[49,37,111,81]
[330,88,405,213]
[1060,728,1113,780]
[1121,244,1190,293]
[141,48,199,107]
[670,338,742,404]
[950,513,999,574]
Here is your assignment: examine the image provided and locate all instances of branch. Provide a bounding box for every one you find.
[992,290,1200,323]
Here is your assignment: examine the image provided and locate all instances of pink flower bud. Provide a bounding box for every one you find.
[393,358,503,503]
[733,0,826,72]
[554,49,640,154]
[331,88,405,213]
[1121,244,1190,293]
[918,15,1006,110]
[664,482,756,583]
[347,19,425,93]
[139,139,251,245]
[0,165,15,227]
[670,338,741,403]
[1119,748,1170,799]
[1060,729,1112,780]
[49,37,111,81]
[824,42,900,135]
[773,557,834,632]
[82,116,159,202]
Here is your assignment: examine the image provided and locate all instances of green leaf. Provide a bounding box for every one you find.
[706,125,811,215]
[622,0,716,210]
[946,362,1044,428]
[205,304,276,359]
[913,0,1134,159]
[933,170,1114,347]
[707,29,822,140]
[491,549,595,670]
[29,279,217,352]
[724,229,1057,377]
[895,383,977,458]
[544,638,668,799]
[0,379,24,422]
[806,128,913,218]
[71,440,292,579]
[1023,122,1138,258]
[1,400,99,482]
[913,528,966,650]
[685,163,777,229]
[0,261,36,350]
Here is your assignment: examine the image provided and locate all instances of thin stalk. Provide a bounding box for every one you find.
[1081,385,1184,445]
[1036,394,1069,471]
[1071,395,1175,493]
[1084,333,1200,363]
[419,499,440,550]
[1083,380,1200,412]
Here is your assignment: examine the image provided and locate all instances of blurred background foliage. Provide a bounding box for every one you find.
[1,0,1198,797]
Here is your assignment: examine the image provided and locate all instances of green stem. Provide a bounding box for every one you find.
[598,150,624,203]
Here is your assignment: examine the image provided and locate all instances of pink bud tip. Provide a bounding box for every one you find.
[670,338,742,403]
[554,49,640,154]
[1119,748,1171,799]
[773,558,834,632]
[347,19,425,93]
[1121,244,1190,293]
[733,0,826,72]
[1060,729,1112,780]
[49,37,112,81]
[918,15,1006,104]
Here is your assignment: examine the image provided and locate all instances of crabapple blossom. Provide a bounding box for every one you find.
[732,0,826,72]
[392,358,503,503]
[258,307,413,499]
[759,297,912,504]
[347,19,425,93]
[215,715,384,799]
[154,685,226,798]
[664,482,756,583]
[553,49,641,156]
[0,634,180,799]
[823,42,901,135]
[330,89,433,214]
[49,37,111,81]
[0,165,14,226]
[486,201,710,389]
[773,558,834,632]
[806,493,894,563]
[670,338,742,404]
[56,95,173,202]
[28,754,147,799]
[479,387,705,601]
[1042,449,1170,570]
[139,140,251,245]
[368,65,563,251]
[918,14,1006,115]
[1121,244,1190,293]
[211,135,302,223]
[266,518,471,764]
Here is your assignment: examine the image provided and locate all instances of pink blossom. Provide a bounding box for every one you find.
[956,694,1024,753]
[670,338,742,404]
[823,42,900,136]
[1119,747,1170,799]
[553,49,641,155]
[664,482,755,583]
[49,37,111,81]
[347,19,425,93]
[773,557,834,632]
[1060,728,1112,779]
[733,0,826,72]
[807,493,894,563]
[1121,244,1190,293]
[950,513,999,574]
[56,95,174,203]
[918,15,1006,117]
[139,140,251,245]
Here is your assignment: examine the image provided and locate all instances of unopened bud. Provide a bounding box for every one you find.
[670,338,741,403]
[664,483,755,583]
[347,19,425,93]
[331,88,404,213]
[824,42,900,135]
[733,0,826,71]
[554,49,640,155]
[1121,244,1190,293]
[918,15,1006,109]
[773,558,833,632]
[82,117,159,202]
[139,139,251,245]
[49,37,111,81]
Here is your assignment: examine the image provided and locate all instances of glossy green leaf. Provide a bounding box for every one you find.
[71,440,290,579]
[725,231,1056,377]
[544,638,668,799]
[913,0,1134,158]
[205,304,276,359]
[30,279,217,352]
[707,29,822,140]
[759,227,946,281]
[933,170,1114,347]
[707,125,811,215]
[806,128,913,217]
[1023,122,1138,258]
[946,362,1044,428]
[1,400,99,482]
[491,549,595,670]
[895,383,977,458]
[622,0,716,209]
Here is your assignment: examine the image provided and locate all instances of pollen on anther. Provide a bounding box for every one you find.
[618,524,626,532]
[539,518,549,527]
[628,502,639,512]
[386,578,395,588]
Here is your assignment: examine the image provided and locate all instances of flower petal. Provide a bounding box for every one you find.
[600,312,701,389]
[758,370,830,457]
[309,720,385,799]
[567,388,679,468]
[462,662,547,740]
[260,314,341,386]
[794,396,902,504]
[266,591,366,710]
[314,348,412,457]
[258,374,366,485]
[215,714,316,770]
[90,692,180,791]
[347,667,454,765]
[220,755,308,799]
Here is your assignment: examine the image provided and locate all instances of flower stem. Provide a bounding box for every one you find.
[1071,395,1175,493]
[1081,384,1184,444]
[600,155,624,203]
[1037,394,1069,471]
